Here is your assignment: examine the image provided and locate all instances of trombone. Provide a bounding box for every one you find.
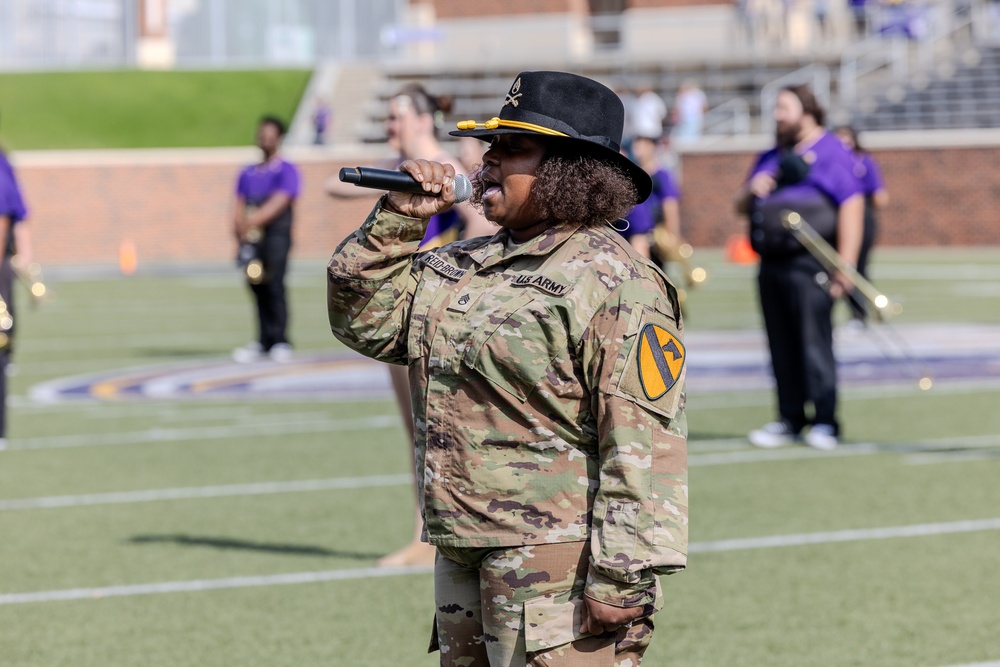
[781,211,900,320]
[780,210,933,391]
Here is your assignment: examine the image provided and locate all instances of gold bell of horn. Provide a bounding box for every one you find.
[0,296,13,352]
[241,227,265,285]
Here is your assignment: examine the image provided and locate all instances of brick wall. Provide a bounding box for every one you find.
[680,139,1000,247]
[15,149,382,268]
[10,135,998,269]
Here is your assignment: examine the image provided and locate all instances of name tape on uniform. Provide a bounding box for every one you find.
[423,254,468,281]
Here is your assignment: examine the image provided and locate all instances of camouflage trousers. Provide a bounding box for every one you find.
[429,541,655,667]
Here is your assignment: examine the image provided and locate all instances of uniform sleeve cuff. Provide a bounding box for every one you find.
[584,568,657,608]
[365,196,428,245]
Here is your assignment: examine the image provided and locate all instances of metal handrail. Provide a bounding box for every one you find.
[702,97,751,136]
[759,64,831,135]
[839,35,908,109]
[839,0,985,110]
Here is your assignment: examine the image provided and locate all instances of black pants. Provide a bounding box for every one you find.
[758,255,838,435]
[0,257,13,439]
[849,208,878,321]
[247,231,291,351]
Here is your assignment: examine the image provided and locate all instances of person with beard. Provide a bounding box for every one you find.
[328,71,687,666]
[736,84,863,451]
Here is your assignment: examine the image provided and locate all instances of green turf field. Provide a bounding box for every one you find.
[0,70,311,150]
[1,248,998,666]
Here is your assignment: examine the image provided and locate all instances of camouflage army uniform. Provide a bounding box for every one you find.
[328,198,688,665]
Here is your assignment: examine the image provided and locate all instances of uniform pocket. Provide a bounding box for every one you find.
[522,589,584,653]
[463,296,563,402]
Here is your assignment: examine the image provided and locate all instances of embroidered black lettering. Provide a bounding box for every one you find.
[509,273,568,296]
[424,254,467,280]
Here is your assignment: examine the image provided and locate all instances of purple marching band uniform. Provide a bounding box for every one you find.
[0,150,28,440]
[850,151,885,286]
[235,157,300,352]
[623,166,680,238]
[747,131,862,438]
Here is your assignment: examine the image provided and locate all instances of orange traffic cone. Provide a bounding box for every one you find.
[725,234,758,264]
[119,240,138,276]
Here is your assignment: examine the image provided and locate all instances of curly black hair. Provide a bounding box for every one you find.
[468,140,638,228]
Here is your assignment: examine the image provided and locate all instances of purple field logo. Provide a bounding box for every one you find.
[28,324,1000,402]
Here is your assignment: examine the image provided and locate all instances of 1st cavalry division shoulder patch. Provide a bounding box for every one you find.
[638,323,685,400]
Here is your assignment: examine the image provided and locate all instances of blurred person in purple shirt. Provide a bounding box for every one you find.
[835,125,889,327]
[231,115,301,363]
[0,140,34,450]
[325,83,493,569]
[736,84,864,451]
[623,133,682,261]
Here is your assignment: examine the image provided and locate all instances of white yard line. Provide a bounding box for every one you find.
[4,436,997,511]
[0,474,413,511]
[0,566,433,605]
[904,451,1000,465]
[689,443,881,466]
[3,516,999,606]
[689,518,1000,553]
[6,414,399,451]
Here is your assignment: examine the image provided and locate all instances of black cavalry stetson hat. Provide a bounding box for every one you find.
[449,71,652,204]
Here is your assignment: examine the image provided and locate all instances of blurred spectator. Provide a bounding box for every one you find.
[735,0,762,45]
[616,84,638,149]
[850,0,870,37]
[670,80,708,145]
[630,84,668,144]
[814,0,831,40]
[312,97,333,145]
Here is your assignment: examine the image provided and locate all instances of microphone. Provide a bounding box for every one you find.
[339,167,472,203]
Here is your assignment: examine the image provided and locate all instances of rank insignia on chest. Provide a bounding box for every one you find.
[638,323,685,400]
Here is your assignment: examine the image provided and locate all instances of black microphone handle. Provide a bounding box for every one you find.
[339,167,429,195]
[339,166,472,202]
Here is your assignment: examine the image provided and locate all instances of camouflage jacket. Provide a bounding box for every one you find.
[328,198,688,606]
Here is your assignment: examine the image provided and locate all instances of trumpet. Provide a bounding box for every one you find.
[780,210,932,391]
[652,225,708,302]
[11,256,49,307]
[0,295,11,352]
[236,226,265,285]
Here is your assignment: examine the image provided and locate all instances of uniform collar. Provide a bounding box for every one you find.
[469,221,585,269]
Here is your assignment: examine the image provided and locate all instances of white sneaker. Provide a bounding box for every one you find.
[0,438,6,451]
[232,342,264,364]
[805,424,839,450]
[748,421,799,448]
[268,343,293,363]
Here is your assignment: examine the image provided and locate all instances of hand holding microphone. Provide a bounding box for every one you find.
[339,159,472,219]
